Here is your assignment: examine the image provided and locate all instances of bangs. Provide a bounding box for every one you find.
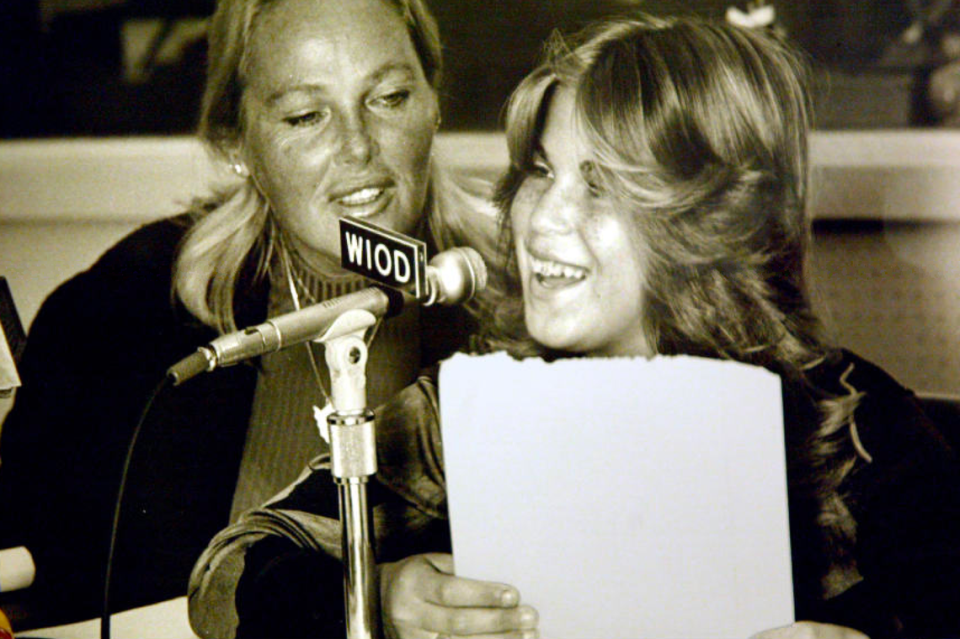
[493,68,557,216]
[504,69,558,172]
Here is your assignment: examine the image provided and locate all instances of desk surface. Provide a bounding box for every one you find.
[18,597,196,639]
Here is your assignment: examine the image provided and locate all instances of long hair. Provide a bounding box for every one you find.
[491,14,870,598]
[174,0,495,333]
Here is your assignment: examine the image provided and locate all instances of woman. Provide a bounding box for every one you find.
[482,14,960,638]
[188,13,960,639]
[0,0,493,628]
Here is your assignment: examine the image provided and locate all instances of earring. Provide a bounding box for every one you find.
[435,114,442,130]
[230,160,249,178]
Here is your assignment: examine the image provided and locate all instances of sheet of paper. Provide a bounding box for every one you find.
[0,323,21,394]
[439,353,794,639]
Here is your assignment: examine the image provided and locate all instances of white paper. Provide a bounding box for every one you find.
[20,597,197,639]
[0,545,35,592]
[439,353,794,639]
[0,322,21,393]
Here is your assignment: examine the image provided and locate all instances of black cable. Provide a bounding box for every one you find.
[100,374,173,639]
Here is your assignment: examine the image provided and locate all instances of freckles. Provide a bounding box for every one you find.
[397,120,436,162]
[511,184,540,228]
[585,215,620,247]
[376,124,432,181]
[249,121,299,164]
[276,136,300,159]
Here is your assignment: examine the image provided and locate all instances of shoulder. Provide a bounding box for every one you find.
[819,350,950,459]
[26,213,203,363]
[833,350,945,459]
[85,213,193,284]
[40,213,193,312]
[788,348,955,483]
[801,349,920,429]
[804,349,910,400]
[821,358,960,635]
[817,350,960,509]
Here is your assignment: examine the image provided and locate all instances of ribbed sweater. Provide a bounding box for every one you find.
[230,263,421,521]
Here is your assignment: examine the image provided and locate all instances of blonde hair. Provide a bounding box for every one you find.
[491,14,871,597]
[173,0,493,333]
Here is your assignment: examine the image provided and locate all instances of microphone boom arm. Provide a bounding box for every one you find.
[166,246,486,386]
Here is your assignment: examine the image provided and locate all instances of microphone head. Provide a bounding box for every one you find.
[427,247,488,306]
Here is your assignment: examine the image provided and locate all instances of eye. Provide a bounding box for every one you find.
[369,89,411,109]
[283,110,329,128]
[528,152,553,179]
[580,161,604,197]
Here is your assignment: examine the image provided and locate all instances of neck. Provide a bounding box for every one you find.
[278,227,360,283]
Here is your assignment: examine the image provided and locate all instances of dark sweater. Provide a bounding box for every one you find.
[0,214,471,628]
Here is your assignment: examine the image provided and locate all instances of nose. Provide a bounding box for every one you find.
[334,111,378,166]
[527,179,583,236]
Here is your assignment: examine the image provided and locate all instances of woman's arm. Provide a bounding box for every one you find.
[189,374,455,638]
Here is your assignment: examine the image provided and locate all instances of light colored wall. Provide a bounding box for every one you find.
[0,221,141,331]
[810,223,960,395]
[0,132,958,407]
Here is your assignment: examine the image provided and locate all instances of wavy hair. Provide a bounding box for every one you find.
[489,14,871,598]
[173,0,495,333]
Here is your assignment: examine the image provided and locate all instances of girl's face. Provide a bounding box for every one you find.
[240,0,439,274]
[511,87,653,357]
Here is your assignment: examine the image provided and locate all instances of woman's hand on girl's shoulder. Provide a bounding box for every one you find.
[380,552,538,639]
[751,622,869,639]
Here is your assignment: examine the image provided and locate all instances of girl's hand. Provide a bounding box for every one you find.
[751,621,870,639]
[380,552,538,639]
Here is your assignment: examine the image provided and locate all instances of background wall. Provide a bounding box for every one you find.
[811,221,960,395]
[3,0,959,138]
[1,133,959,414]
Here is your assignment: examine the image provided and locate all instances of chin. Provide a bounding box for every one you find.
[526,321,583,354]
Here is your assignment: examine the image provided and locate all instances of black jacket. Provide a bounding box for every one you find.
[0,216,261,627]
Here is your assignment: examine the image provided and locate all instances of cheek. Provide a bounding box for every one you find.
[246,128,310,194]
[248,142,338,223]
[509,181,541,237]
[591,216,646,295]
[381,105,439,179]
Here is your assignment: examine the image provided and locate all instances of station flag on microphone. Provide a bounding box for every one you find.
[339,217,427,298]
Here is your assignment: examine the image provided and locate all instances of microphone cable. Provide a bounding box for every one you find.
[100,374,173,639]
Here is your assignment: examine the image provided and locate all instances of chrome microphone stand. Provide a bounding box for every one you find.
[317,309,382,639]
[165,240,487,639]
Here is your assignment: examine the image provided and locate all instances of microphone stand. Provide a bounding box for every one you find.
[316,309,383,639]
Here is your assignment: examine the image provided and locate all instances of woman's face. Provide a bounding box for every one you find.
[241,0,439,274]
[511,87,653,357]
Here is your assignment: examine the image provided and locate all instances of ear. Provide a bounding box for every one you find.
[226,143,250,178]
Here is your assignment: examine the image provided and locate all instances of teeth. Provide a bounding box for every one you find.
[338,187,383,206]
[530,256,586,280]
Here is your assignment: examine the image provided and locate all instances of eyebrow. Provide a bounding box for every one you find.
[265,62,419,106]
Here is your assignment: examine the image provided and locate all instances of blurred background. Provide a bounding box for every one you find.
[0,0,959,407]
[2,0,960,137]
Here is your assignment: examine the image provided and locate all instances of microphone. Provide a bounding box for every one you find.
[167,246,487,385]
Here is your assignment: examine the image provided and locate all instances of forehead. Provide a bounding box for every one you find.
[539,87,586,162]
[246,0,419,83]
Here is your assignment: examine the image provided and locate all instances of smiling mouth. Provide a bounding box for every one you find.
[529,255,587,288]
[335,186,386,207]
